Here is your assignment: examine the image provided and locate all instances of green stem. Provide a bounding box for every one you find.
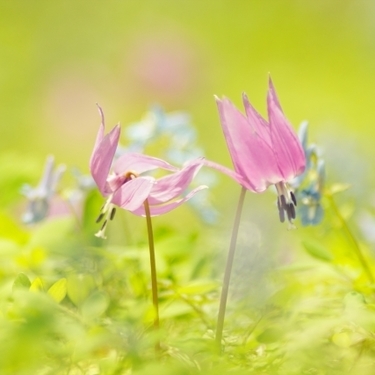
[328,194,374,284]
[144,199,160,348]
[215,186,246,350]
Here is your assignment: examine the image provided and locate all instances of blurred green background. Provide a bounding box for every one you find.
[1,0,374,168]
[2,3,375,374]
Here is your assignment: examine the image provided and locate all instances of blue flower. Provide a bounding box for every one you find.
[291,122,325,226]
[297,159,325,226]
[21,156,65,224]
[121,105,218,223]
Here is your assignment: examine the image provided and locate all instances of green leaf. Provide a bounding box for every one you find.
[257,327,284,343]
[332,332,352,348]
[160,301,192,319]
[327,183,351,195]
[81,291,109,320]
[48,278,67,303]
[12,273,31,292]
[30,277,45,292]
[177,279,218,295]
[67,274,96,306]
[302,240,333,262]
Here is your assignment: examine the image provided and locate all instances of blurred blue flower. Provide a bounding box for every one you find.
[121,105,218,223]
[21,155,66,224]
[123,105,197,154]
[291,122,325,226]
[297,159,325,226]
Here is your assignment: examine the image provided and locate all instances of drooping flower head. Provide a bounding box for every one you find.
[90,105,207,238]
[119,105,219,224]
[208,77,306,225]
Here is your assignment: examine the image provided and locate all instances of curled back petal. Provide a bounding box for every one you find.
[92,104,106,152]
[267,85,306,181]
[201,159,250,189]
[130,185,208,217]
[268,76,282,112]
[242,93,272,148]
[216,97,282,192]
[147,157,204,205]
[111,176,155,211]
[90,124,121,195]
[113,152,179,175]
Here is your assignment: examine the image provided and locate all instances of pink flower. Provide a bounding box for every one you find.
[90,106,207,238]
[207,78,306,224]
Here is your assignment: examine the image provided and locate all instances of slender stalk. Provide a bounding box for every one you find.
[215,186,246,349]
[328,195,374,284]
[143,199,160,349]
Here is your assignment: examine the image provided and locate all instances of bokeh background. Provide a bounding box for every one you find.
[2,3,375,373]
[1,0,374,211]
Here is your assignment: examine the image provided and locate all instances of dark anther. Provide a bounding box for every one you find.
[100,219,107,231]
[110,207,116,220]
[96,212,105,223]
[289,203,296,219]
[290,191,297,206]
[277,199,285,223]
[280,194,287,209]
[285,203,296,222]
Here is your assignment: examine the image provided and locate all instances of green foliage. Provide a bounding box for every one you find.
[2,1,375,373]
[302,240,333,262]
[12,273,31,291]
[48,278,67,303]
[0,181,374,375]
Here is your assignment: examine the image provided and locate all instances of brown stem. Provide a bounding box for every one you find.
[144,199,160,350]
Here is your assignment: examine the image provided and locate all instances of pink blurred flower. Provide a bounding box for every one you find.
[90,106,207,238]
[206,78,306,224]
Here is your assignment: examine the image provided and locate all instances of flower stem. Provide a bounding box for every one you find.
[215,186,246,350]
[143,199,160,349]
[328,194,374,284]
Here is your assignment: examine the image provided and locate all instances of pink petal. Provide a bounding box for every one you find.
[92,104,105,151]
[267,82,306,181]
[216,97,281,192]
[111,176,155,211]
[90,123,121,195]
[147,158,204,205]
[113,152,178,176]
[201,159,248,188]
[130,185,208,216]
[242,93,272,147]
[268,76,282,111]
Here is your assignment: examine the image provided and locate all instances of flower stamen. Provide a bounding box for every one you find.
[290,191,297,206]
[277,198,285,223]
[96,212,105,223]
[110,207,116,220]
[124,170,139,180]
[95,194,115,239]
[276,182,297,227]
